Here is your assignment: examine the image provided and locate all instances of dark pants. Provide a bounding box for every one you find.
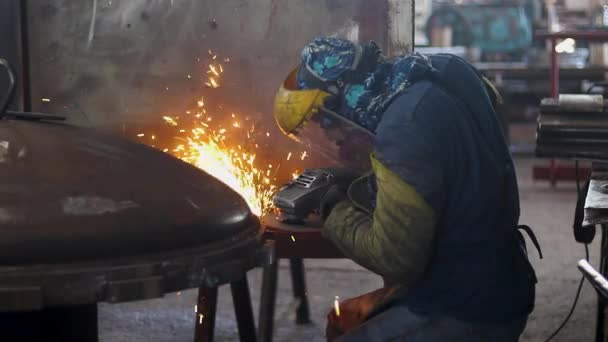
[338,306,527,342]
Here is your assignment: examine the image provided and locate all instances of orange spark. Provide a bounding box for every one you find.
[163,116,179,126]
[208,65,220,76]
[148,52,302,216]
[334,296,341,316]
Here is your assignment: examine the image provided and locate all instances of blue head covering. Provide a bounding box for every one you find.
[297,37,436,131]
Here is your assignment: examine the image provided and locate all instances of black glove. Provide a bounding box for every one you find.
[324,168,362,186]
[320,185,349,221]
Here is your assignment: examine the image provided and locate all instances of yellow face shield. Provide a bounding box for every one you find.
[273,67,332,136]
[273,67,375,171]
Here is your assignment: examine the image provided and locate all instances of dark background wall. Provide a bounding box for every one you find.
[17,0,412,127]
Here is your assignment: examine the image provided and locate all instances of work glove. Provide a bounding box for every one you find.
[319,167,362,221]
[325,285,403,341]
[320,185,349,221]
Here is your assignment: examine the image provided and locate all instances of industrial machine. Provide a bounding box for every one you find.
[425,2,534,60]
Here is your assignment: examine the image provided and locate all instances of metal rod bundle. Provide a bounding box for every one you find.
[536,94,608,160]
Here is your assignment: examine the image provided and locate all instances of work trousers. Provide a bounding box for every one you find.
[337,305,527,342]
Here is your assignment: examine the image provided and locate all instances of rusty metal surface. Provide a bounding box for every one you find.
[0,118,258,264]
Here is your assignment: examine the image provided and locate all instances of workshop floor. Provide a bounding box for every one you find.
[99,157,599,342]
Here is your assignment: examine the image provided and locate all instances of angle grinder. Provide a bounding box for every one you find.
[272,168,359,224]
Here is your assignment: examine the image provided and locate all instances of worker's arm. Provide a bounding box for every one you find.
[321,88,445,285]
[322,155,436,285]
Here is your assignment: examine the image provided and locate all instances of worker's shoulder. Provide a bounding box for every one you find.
[382,80,461,123]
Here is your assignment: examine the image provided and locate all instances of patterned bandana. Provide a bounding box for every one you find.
[297,37,437,132]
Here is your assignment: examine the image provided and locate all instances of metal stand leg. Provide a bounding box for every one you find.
[258,247,278,342]
[231,277,257,342]
[0,303,99,341]
[194,286,218,342]
[596,225,608,342]
[290,258,311,324]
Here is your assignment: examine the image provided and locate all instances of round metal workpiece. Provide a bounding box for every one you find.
[0,118,263,311]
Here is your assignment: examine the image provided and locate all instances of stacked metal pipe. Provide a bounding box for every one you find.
[536,94,608,160]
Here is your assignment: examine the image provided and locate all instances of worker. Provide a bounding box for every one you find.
[273,37,541,341]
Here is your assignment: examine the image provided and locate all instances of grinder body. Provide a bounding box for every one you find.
[273,168,359,224]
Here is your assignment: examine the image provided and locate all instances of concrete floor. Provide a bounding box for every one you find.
[99,157,601,342]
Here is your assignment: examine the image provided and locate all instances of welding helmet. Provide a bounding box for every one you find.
[273,38,377,171]
[274,66,375,171]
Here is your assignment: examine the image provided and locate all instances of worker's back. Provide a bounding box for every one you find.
[374,54,535,322]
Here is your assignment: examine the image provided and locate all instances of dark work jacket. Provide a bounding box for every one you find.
[373,54,535,322]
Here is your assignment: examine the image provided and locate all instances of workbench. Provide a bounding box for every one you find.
[583,163,608,341]
[258,215,345,342]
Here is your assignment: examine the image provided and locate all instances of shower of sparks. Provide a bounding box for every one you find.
[141,54,308,216]
[165,117,277,215]
[300,151,308,160]
[334,296,341,317]
[194,305,198,313]
[204,52,224,88]
[142,53,307,216]
[291,235,296,242]
[198,314,205,324]
[41,98,51,103]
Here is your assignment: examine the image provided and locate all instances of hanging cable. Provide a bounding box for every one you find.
[543,241,589,342]
[543,273,586,342]
[0,58,16,118]
[544,161,590,341]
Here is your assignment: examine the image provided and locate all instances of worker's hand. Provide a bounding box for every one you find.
[326,286,403,341]
[324,167,362,187]
[320,185,348,221]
